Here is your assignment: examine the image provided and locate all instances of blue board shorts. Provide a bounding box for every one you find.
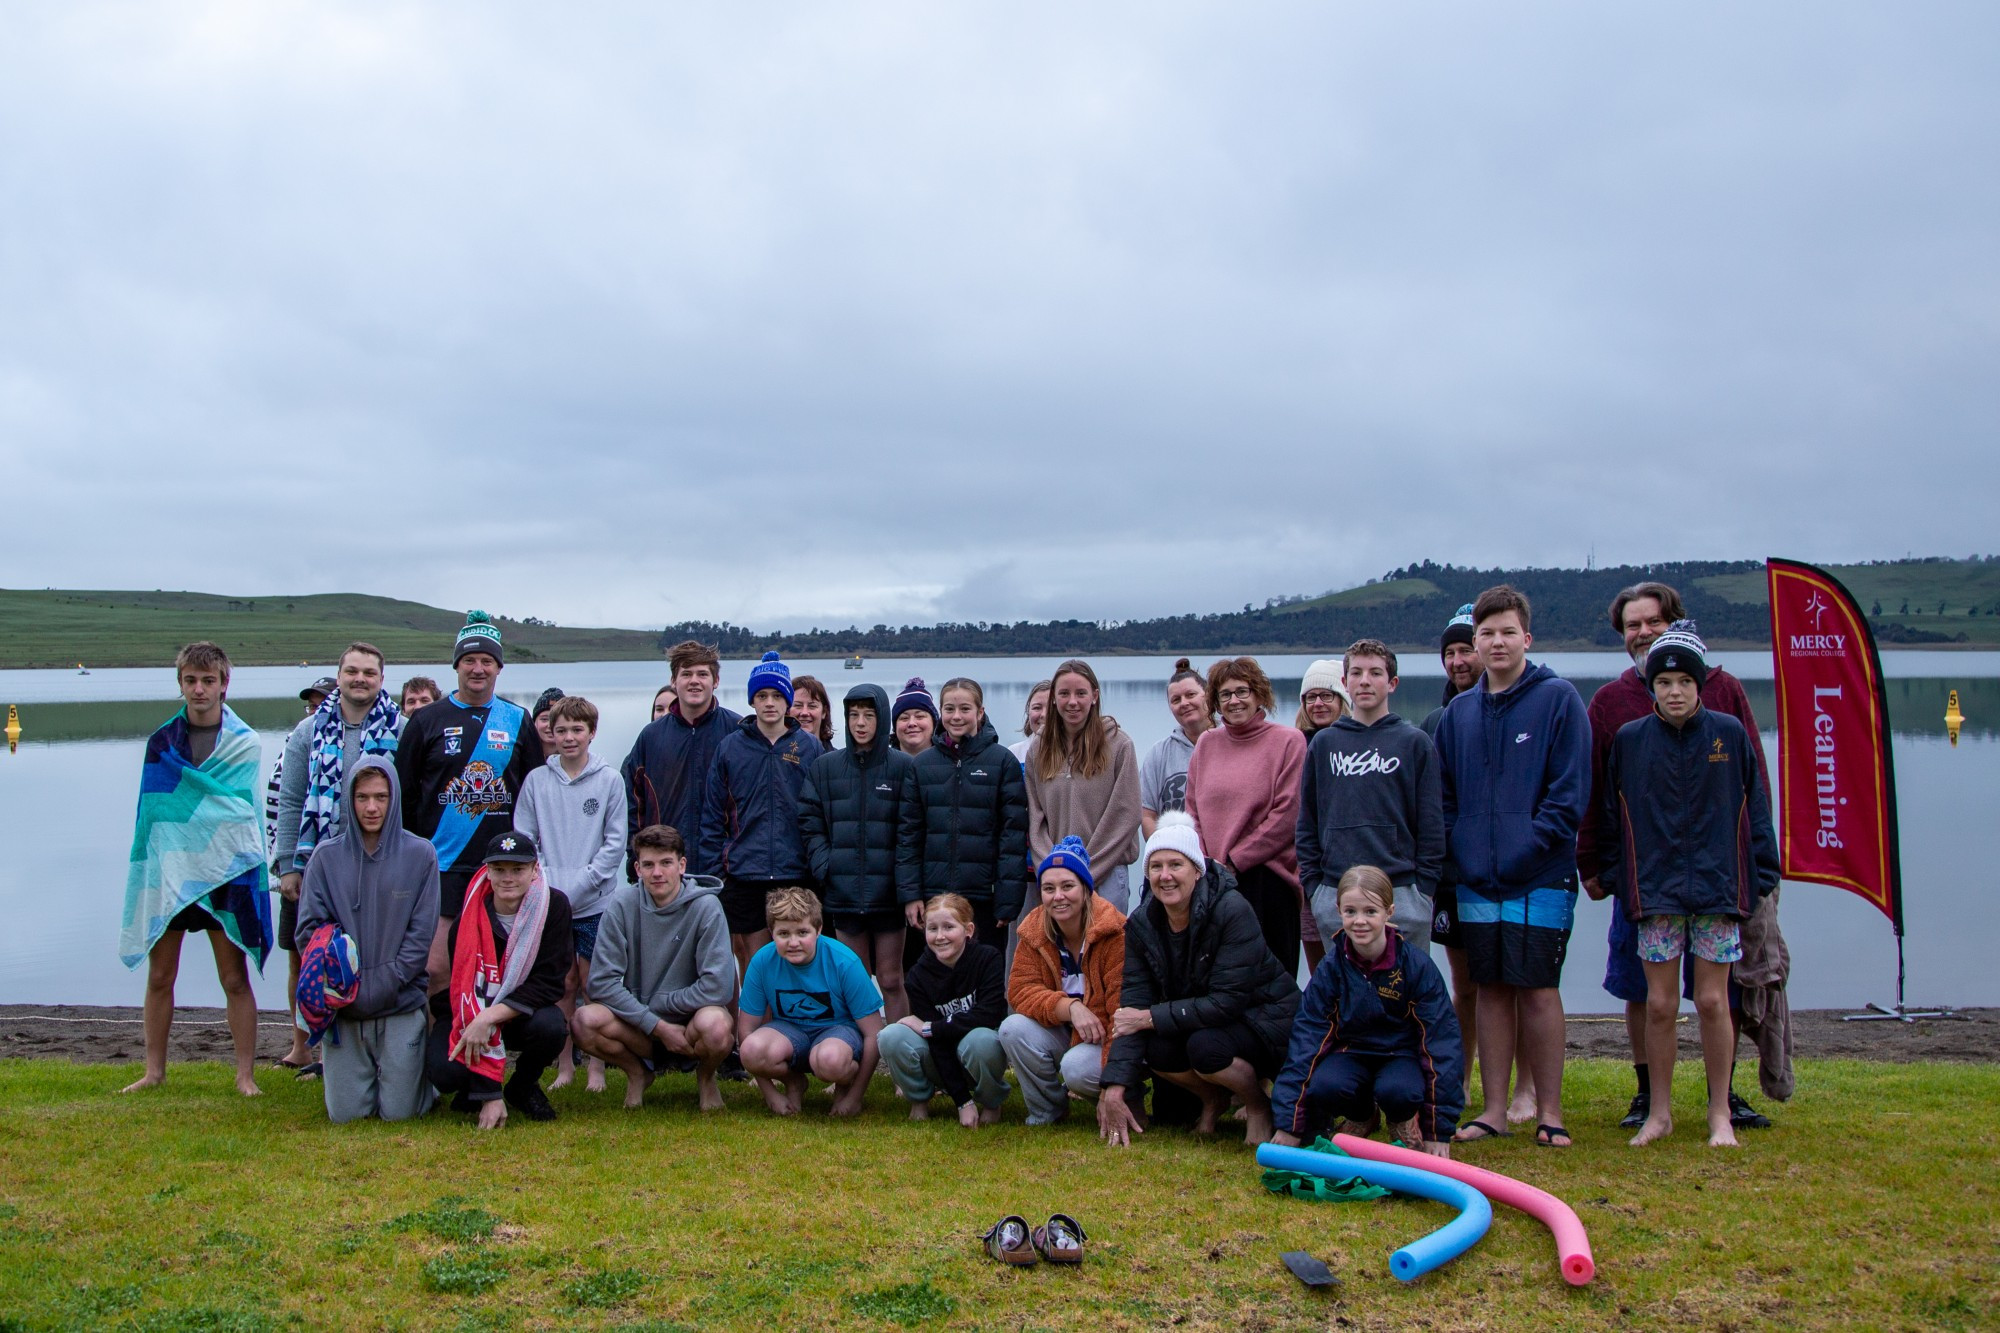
[761,1019,864,1073]
[571,913,602,962]
[1456,880,1576,989]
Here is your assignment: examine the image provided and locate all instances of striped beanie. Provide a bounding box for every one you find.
[1644,620,1708,691]
[892,676,940,727]
[454,610,504,666]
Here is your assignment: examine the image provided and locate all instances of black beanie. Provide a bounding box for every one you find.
[1439,603,1476,656]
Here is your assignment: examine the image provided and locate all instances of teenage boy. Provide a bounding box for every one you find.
[516,695,628,1091]
[1297,639,1445,951]
[1577,581,1782,1131]
[274,643,405,1074]
[737,887,884,1117]
[622,640,741,879]
[427,831,574,1128]
[698,652,826,970]
[396,611,544,992]
[294,758,439,1123]
[572,824,737,1111]
[119,642,271,1097]
[1599,623,1779,1147]
[1432,586,1590,1148]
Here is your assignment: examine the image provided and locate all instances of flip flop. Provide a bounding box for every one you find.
[273,1056,309,1071]
[1453,1119,1509,1143]
[293,1062,322,1082]
[980,1215,1038,1266]
[1032,1213,1087,1265]
[1534,1123,1573,1148]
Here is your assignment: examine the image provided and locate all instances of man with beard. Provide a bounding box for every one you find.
[1577,582,1783,1132]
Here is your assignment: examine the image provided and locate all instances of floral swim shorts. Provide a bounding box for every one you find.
[1636,913,1742,965]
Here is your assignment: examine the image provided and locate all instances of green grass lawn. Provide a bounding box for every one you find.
[0,1058,1994,1332]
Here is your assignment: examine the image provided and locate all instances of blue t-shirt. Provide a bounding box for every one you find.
[741,935,884,1033]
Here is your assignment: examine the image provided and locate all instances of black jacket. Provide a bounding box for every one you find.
[1600,704,1780,921]
[798,684,922,914]
[906,940,1007,1105]
[1103,862,1300,1090]
[429,889,574,1021]
[909,718,1030,919]
[620,701,742,879]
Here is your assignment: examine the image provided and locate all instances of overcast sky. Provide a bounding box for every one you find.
[2,4,1994,632]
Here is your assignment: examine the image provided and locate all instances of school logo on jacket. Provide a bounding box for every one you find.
[1328,748,1401,778]
[1709,738,1729,764]
[439,761,511,813]
[774,989,834,1022]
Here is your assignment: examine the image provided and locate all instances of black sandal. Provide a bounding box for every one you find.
[294,1062,322,1082]
[1032,1213,1086,1265]
[981,1216,1038,1266]
[1453,1119,1509,1143]
[1534,1123,1573,1148]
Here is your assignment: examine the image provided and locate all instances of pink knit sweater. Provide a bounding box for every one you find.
[1184,717,1308,891]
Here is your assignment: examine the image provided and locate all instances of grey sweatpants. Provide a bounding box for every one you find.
[322,1008,436,1124]
[996,1013,1103,1125]
[1310,883,1433,954]
[878,1024,1011,1110]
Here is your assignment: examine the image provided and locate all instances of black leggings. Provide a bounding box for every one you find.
[426,1004,567,1103]
[1143,1022,1281,1080]
[1233,864,1301,980]
[1297,1051,1428,1138]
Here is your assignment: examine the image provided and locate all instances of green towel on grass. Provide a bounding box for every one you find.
[1259,1137,1392,1203]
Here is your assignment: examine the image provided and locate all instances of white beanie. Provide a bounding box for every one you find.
[1144,810,1205,868]
[1301,658,1349,707]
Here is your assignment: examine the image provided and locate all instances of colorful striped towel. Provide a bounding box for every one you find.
[120,706,272,971]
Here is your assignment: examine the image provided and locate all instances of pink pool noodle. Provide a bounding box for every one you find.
[1332,1133,1596,1285]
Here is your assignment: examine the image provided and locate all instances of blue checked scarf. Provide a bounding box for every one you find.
[293,691,401,870]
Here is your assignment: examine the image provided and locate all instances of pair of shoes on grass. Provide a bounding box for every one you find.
[982,1213,1086,1266]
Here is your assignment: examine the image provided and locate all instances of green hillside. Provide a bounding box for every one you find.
[1269,577,1442,614]
[0,590,664,670]
[1697,559,2000,646]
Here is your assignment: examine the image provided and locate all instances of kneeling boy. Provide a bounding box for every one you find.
[427,831,574,1129]
[737,887,883,1117]
[573,825,736,1111]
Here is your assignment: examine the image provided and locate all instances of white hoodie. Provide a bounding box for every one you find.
[515,752,628,919]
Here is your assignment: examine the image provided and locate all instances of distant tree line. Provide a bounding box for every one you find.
[651,558,1977,656]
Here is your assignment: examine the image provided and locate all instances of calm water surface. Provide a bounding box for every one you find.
[4,653,1994,1013]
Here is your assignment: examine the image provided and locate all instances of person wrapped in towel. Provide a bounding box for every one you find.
[427,831,574,1129]
[119,641,272,1098]
[294,756,440,1123]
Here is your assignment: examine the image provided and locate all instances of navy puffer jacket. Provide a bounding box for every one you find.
[909,716,1030,920]
[798,684,922,915]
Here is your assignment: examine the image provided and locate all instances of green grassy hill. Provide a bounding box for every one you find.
[1697,560,2000,646]
[0,590,664,670]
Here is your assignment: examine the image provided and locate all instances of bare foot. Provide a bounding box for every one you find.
[785,1076,807,1115]
[908,1100,932,1121]
[623,1068,656,1110]
[696,1074,725,1113]
[1505,1092,1539,1125]
[585,1059,607,1094]
[829,1085,865,1118]
[1243,1105,1275,1145]
[1387,1115,1423,1147]
[958,1101,979,1128]
[1707,1113,1739,1148]
[549,1067,575,1091]
[978,1107,1003,1127]
[1629,1114,1673,1146]
[1194,1091,1229,1135]
[758,1077,797,1116]
[476,1099,508,1130]
[120,1073,165,1094]
[235,1074,263,1098]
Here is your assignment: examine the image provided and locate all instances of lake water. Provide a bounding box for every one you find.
[4,652,1994,1014]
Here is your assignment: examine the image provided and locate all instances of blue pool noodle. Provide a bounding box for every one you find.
[1256,1142,1494,1281]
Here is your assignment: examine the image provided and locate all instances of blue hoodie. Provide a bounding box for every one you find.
[1432,661,1591,899]
[697,714,825,882]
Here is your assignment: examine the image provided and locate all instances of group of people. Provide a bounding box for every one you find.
[119,578,1785,1150]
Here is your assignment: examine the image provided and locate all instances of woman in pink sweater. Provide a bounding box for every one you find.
[1185,657,1308,976]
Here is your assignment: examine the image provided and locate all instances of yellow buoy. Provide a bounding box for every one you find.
[5,704,19,754]
[1945,689,1964,747]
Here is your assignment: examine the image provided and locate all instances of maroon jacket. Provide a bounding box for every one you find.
[1576,666,1769,882]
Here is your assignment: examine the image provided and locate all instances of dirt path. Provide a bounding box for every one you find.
[2,1003,1995,1066]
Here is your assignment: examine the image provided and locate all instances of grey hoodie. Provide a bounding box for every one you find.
[587,875,736,1034]
[295,756,440,1020]
[1294,711,1445,896]
[515,752,628,919]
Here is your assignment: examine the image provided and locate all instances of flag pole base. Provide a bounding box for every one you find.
[1840,1001,1965,1023]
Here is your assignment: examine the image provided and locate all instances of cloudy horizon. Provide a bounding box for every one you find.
[3,3,1994,633]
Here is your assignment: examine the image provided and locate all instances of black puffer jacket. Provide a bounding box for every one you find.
[798,684,922,915]
[1103,860,1300,1090]
[909,717,1030,920]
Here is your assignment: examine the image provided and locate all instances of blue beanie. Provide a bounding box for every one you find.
[891,676,939,727]
[745,651,794,705]
[1036,836,1094,892]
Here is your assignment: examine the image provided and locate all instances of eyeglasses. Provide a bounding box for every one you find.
[1301,690,1340,705]
[1216,687,1255,703]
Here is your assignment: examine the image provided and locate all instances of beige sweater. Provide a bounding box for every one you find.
[1025,719,1142,871]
